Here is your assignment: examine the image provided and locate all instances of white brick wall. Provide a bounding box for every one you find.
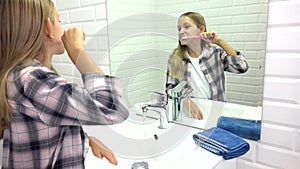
[53,0,300,168]
[52,0,110,85]
[155,0,268,107]
[237,0,300,169]
[102,0,268,107]
[106,0,164,107]
[1,0,298,168]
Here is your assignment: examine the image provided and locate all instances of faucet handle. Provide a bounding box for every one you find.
[168,81,189,98]
[148,90,167,106]
[171,81,187,95]
[166,81,193,121]
[141,104,149,113]
[181,87,193,99]
[141,104,166,112]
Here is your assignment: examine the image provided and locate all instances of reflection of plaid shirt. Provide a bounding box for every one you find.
[3,61,129,169]
[166,44,248,101]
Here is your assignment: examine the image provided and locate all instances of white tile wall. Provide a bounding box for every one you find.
[237,0,300,169]
[55,0,80,11]
[100,0,269,107]
[155,0,268,107]
[81,0,105,6]
[106,0,164,106]
[54,0,300,168]
[53,0,110,84]
[69,8,95,22]
[1,0,299,168]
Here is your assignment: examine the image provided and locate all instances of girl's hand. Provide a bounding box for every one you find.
[88,136,118,165]
[183,98,203,120]
[61,27,86,63]
[201,31,222,45]
[202,31,237,56]
[62,28,104,74]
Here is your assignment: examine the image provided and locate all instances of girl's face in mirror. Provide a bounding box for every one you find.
[177,16,202,46]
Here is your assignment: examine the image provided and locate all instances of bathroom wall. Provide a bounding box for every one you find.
[106,0,268,107]
[53,0,300,168]
[235,0,300,169]
[106,0,161,106]
[154,0,268,107]
[52,0,110,87]
[0,0,298,168]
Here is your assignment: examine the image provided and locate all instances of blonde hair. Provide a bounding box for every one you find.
[170,12,207,79]
[0,0,56,139]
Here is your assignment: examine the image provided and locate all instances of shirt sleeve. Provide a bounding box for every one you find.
[219,48,249,73]
[165,54,181,94]
[22,67,129,126]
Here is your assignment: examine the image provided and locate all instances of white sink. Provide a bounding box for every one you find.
[83,98,262,168]
[83,111,223,169]
[108,111,169,140]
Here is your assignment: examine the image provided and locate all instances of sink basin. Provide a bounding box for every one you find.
[83,99,261,168]
[83,110,223,169]
[131,99,224,130]
[109,110,169,140]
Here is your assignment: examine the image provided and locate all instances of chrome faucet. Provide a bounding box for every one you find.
[140,81,192,129]
[141,103,169,129]
[167,81,193,121]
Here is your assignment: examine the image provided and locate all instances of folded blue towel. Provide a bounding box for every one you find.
[193,127,250,160]
[217,116,261,141]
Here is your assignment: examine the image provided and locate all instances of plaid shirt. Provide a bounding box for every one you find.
[166,43,248,102]
[2,61,129,169]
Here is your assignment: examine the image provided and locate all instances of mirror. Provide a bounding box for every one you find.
[105,0,267,140]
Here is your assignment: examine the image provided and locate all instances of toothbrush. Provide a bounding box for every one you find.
[181,33,216,40]
[181,36,201,40]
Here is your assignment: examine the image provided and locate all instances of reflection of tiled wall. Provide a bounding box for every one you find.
[53,1,300,169]
[106,0,268,107]
[107,0,162,107]
[1,0,294,168]
[155,0,268,107]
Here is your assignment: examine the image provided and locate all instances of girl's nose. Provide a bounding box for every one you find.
[179,29,185,34]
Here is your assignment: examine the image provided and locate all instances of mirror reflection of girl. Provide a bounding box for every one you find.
[0,0,129,168]
[166,12,248,120]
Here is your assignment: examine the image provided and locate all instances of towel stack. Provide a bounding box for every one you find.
[217,116,261,141]
[193,127,250,160]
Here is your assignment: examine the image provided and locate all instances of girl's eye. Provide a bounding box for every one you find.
[184,25,191,29]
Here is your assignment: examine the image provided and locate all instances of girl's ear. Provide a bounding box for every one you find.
[45,18,54,39]
[200,25,206,32]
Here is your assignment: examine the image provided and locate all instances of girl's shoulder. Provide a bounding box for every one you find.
[12,61,56,82]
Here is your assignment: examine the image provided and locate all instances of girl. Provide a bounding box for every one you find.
[0,0,129,168]
[166,12,248,119]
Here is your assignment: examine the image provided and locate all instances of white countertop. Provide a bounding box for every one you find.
[84,118,223,169]
[84,98,261,169]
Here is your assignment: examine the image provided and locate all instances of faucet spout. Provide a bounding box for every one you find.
[167,81,193,121]
[141,104,169,129]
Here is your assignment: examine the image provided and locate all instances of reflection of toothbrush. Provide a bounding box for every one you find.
[181,33,216,40]
[181,36,201,40]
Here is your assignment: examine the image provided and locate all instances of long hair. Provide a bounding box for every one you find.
[169,12,207,79]
[0,0,56,139]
